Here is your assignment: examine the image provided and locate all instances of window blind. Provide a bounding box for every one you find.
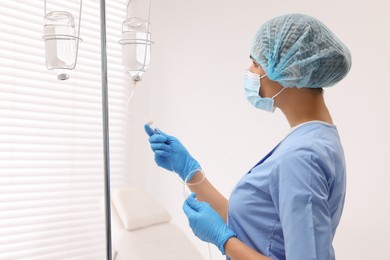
[0,0,132,259]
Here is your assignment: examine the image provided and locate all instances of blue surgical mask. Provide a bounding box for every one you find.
[243,70,285,112]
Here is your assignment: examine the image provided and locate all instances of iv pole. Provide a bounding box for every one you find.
[99,0,113,259]
[100,1,152,259]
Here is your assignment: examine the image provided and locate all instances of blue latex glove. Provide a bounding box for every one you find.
[144,124,201,181]
[182,193,237,255]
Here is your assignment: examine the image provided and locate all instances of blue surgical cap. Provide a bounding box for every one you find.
[251,14,352,88]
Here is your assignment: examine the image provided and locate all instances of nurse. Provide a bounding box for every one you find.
[145,14,351,260]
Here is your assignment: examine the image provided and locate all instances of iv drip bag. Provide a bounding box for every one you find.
[120,0,153,82]
[42,0,83,80]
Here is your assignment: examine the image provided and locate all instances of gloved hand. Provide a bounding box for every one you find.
[182,193,237,255]
[144,124,201,181]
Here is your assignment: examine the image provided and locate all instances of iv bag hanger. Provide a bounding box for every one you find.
[42,0,83,80]
[120,0,153,83]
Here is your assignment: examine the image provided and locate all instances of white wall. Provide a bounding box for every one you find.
[127,0,390,259]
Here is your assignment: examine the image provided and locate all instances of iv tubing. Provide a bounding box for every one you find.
[126,80,137,112]
[99,0,113,259]
[152,125,211,260]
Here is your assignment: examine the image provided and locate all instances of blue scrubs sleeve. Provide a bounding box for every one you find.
[269,151,334,260]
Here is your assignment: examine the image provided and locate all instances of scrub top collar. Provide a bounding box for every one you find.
[289,120,334,133]
[280,120,335,144]
[247,121,336,174]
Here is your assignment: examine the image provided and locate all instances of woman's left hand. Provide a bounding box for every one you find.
[182,193,236,255]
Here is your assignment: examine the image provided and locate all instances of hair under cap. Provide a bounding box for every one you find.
[251,14,352,88]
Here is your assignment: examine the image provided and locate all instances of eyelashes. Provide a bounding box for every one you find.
[252,60,259,68]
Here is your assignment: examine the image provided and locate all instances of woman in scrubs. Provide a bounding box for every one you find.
[145,14,351,260]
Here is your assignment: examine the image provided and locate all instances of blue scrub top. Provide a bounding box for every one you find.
[227,121,346,260]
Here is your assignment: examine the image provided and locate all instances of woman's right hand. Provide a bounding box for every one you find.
[144,124,201,181]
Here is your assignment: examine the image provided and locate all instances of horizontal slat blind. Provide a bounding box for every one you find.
[0,0,131,259]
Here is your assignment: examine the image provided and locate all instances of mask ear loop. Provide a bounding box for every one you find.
[272,86,285,99]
